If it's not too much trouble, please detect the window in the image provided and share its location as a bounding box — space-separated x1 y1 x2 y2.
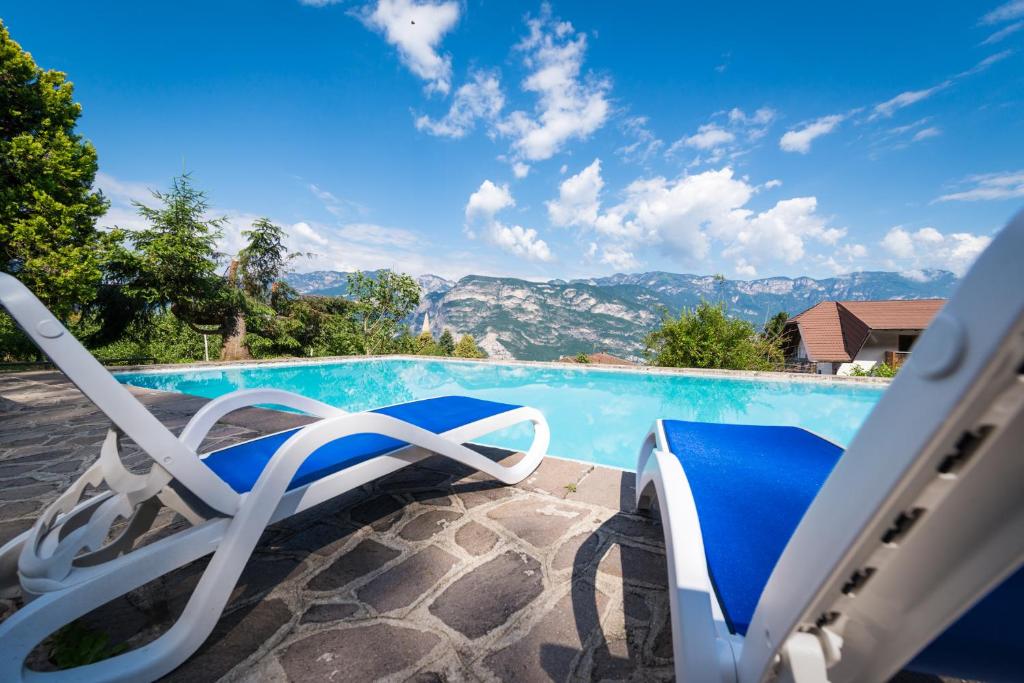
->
898 334 918 352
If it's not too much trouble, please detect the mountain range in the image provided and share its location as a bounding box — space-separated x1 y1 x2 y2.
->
284 269 958 361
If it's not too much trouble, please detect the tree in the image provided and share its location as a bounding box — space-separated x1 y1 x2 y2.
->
762 311 789 342
415 331 440 355
0 21 108 318
346 270 420 355
120 173 233 336
224 218 304 360
237 218 303 300
575 352 590 363
644 301 783 371
454 334 486 359
439 328 455 356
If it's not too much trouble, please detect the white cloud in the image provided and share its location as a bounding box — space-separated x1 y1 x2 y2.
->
935 170 1024 202
779 114 845 153
299 0 343 6
870 83 950 120
668 107 776 162
358 0 460 95
912 126 942 142
335 222 421 248
600 245 638 270
869 51 1011 121
547 158 603 228
415 70 504 137
881 226 991 275
680 124 735 150
465 180 514 220
495 5 610 161
982 20 1024 44
548 161 843 272
465 180 552 261
734 258 757 278
616 116 664 164
512 162 531 179
981 0 1024 25
490 223 553 261
308 183 367 218
291 221 329 246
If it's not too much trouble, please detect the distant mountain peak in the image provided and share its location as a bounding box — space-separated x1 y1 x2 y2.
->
284 269 956 361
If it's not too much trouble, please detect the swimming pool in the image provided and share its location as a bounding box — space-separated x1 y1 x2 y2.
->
116 358 885 470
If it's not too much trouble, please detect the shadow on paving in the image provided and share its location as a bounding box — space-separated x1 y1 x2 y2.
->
562 476 959 683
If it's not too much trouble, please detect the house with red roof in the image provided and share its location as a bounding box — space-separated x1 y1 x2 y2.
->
782 299 947 375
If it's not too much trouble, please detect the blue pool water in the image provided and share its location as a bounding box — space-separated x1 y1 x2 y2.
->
116 359 885 470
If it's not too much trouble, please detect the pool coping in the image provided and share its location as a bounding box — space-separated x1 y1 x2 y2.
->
106 354 893 387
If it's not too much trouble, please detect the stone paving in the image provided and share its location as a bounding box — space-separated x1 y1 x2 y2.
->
0 371 674 682
0 371 949 683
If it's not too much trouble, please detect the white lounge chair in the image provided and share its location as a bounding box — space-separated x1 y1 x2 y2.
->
0 273 550 682
636 211 1024 682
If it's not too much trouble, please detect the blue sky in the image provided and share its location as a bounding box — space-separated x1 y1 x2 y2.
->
5 1 1023 281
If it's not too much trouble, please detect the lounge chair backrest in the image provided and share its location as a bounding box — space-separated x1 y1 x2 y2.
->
0 274 240 514
739 212 1024 682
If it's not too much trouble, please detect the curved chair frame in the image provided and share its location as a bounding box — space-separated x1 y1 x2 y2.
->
637 211 1024 683
0 273 549 682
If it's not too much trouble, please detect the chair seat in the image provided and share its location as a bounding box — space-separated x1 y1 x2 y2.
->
202 396 519 493
661 420 843 636
663 419 1024 681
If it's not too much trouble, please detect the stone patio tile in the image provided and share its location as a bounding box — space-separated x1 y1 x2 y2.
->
399 509 462 541
429 549 543 639
552 531 604 572
451 481 515 509
349 494 406 532
483 582 609 682
487 498 589 548
279 623 441 681
300 602 360 624
275 521 357 557
521 457 592 498
377 467 451 492
602 513 665 548
566 466 636 512
454 521 498 556
0 518 39 546
357 545 459 613
306 538 401 592
597 544 668 589
162 598 293 683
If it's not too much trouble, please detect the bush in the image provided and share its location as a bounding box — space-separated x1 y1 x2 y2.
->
849 362 898 378
575 352 590 363
644 301 783 371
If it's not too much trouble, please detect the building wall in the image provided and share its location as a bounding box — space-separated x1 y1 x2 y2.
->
854 330 919 364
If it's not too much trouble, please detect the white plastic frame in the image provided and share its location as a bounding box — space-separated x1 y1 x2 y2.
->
637 210 1024 683
0 273 550 682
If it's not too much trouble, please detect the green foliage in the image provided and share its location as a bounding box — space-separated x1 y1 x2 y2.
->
575 352 590 363
237 218 304 301
49 621 127 669
90 310 219 364
762 311 789 342
0 21 109 318
415 331 442 356
346 270 420 355
644 301 784 371
116 173 233 334
454 334 486 359
439 328 455 356
849 362 898 378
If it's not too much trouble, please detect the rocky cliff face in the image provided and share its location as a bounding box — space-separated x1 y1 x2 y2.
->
286 269 957 361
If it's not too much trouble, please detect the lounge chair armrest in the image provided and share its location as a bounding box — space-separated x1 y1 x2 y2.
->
179 388 348 451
